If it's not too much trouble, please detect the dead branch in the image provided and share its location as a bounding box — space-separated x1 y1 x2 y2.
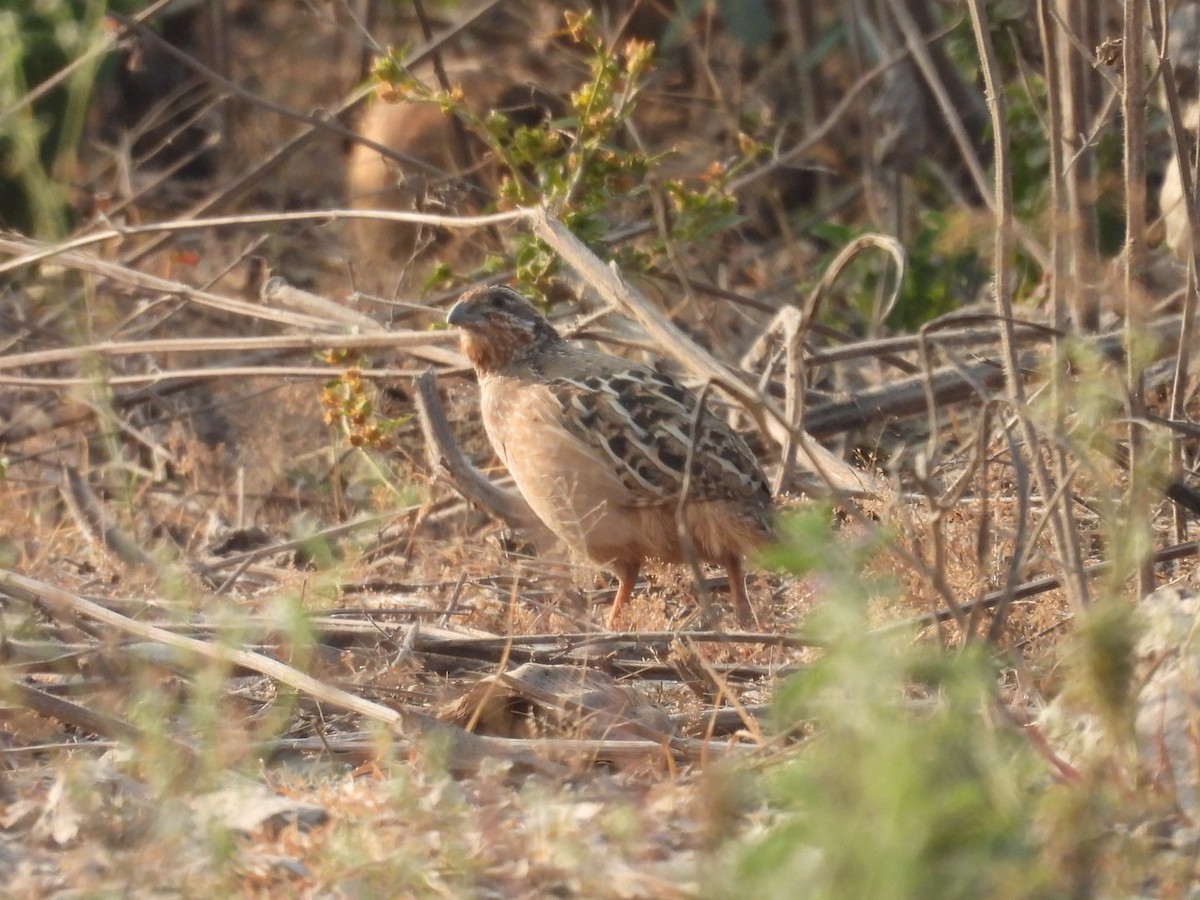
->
259 275 397 331
60 466 160 573
413 368 547 535
0 568 564 776
803 312 1196 438
883 540 1200 633
8 681 158 750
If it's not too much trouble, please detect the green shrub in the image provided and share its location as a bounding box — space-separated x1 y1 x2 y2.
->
0 0 119 238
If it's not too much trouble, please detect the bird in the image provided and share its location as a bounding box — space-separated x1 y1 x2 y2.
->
446 282 774 628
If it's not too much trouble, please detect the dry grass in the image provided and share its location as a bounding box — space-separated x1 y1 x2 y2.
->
5 0 1200 896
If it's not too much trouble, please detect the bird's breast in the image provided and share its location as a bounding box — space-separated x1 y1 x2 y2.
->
476 375 770 567
478 375 645 554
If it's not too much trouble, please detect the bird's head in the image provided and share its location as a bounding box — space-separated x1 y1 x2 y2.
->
447 283 562 372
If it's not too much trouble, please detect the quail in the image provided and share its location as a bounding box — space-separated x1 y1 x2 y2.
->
447 283 773 628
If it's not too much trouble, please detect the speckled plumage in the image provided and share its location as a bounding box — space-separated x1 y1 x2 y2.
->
447 283 773 627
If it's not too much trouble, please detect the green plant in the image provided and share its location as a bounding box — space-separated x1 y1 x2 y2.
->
705 497 1189 899
724 508 1048 898
0 0 115 239
370 10 752 298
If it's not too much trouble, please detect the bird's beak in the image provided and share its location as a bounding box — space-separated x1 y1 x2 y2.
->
446 299 480 328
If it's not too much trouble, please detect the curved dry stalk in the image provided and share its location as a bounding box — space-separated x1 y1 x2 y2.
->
412 369 547 536
742 235 907 490
8 682 159 751
740 305 805 494
60 466 159 574
800 233 907 335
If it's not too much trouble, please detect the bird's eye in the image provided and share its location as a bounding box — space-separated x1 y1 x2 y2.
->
489 294 505 309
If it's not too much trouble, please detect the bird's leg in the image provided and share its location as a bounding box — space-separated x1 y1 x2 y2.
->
724 555 758 628
607 559 640 629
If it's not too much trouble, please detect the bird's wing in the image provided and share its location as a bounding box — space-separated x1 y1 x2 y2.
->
546 366 770 507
